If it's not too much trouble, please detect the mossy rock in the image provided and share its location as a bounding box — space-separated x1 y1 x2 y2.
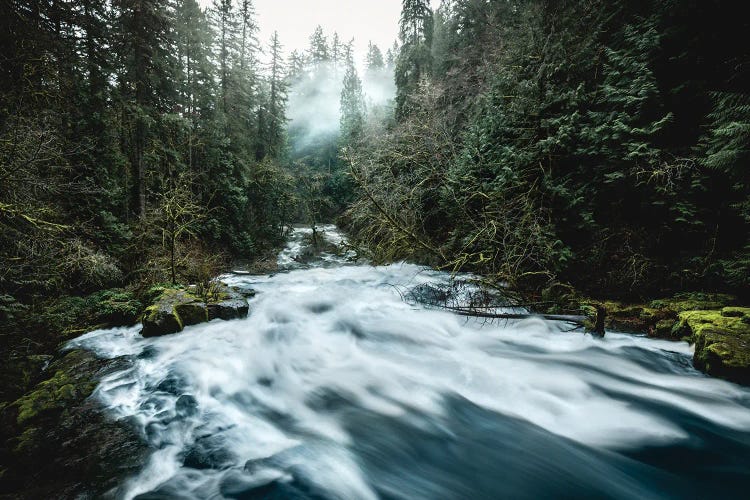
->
174 301 208 326
649 292 737 313
599 301 670 333
141 297 185 338
676 310 750 385
655 319 676 338
12 350 100 427
140 284 247 337
592 292 738 339
721 306 750 319
1 350 147 498
0 354 52 401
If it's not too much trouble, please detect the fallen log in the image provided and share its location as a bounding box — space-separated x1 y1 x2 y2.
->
442 305 588 326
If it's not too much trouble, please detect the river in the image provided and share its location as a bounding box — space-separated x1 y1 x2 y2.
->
70 225 750 499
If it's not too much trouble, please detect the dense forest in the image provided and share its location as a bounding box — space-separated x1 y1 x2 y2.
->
1 0 749 401
2 0 750 498
346 0 750 300
2 0 749 376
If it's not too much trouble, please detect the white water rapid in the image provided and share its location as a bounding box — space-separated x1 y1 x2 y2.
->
70 225 750 500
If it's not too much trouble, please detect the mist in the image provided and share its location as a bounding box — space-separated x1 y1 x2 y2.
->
287 62 396 154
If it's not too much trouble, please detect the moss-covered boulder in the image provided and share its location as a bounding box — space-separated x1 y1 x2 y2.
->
207 287 250 321
141 288 203 337
0 350 147 497
140 284 249 337
675 307 750 385
12 350 100 427
582 292 739 339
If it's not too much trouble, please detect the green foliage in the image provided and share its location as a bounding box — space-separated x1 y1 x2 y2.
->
340 54 366 144
349 0 750 298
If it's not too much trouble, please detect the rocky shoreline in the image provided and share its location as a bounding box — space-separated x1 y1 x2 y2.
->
0 281 253 498
573 293 750 385
1 276 749 498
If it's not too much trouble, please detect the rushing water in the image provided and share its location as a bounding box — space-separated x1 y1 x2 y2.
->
71 225 750 500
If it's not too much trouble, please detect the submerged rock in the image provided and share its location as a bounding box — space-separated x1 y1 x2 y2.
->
140 284 250 337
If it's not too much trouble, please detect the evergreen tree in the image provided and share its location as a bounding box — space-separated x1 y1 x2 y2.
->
340 44 366 144
287 49 307 84
395 0 433 118
366 42 385 71
211 0 240 115
331 32 343 78
114 0 177 218
308 25 330 68
257 31 288 159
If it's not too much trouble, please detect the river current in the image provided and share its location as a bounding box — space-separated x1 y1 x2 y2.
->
70 225 750 499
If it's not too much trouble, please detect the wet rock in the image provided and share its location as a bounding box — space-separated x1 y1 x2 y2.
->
183 434 235 470
141 299 183 337
207 287 250 321
175 394 199 417
0 349 147 498
578 292 739 339
174 301 208 326
675 308 750 385
153 373 186 395
140 285 249 337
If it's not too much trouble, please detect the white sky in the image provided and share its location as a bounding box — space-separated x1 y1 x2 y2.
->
200 0 440 66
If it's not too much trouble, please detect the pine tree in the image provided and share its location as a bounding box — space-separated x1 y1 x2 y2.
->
308 25 330 68
331 32 343 78
395 0 433 119
114 0 177 218
340 43 366 144
399 0 433 46
366 42 385 72
258 31 288 159
211 0 240 115
287 49 307 84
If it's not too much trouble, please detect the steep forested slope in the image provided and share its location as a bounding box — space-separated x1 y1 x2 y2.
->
346 0 750 300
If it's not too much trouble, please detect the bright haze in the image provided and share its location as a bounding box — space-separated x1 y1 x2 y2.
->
254 0 401 63
199 1 439 152
201 1 440 64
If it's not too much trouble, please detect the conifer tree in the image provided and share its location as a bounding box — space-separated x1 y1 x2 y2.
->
308 25 330 68
114 0 177 218
366 42 385 72
257 31 288 159
340 43 366 144
395 0 433 118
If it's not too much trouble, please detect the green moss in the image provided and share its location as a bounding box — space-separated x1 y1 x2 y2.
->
600 301 670 332
174 301 208 326
655 319 676 337
677 309 750 385
14 426 43 454
85 289 143 326
721 307 750 319
649 292 736 313
142 284 185 304
13 351 99 426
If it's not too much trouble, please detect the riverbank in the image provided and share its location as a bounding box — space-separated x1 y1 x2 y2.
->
529 289 750 385
0 257 279 496
56 225 750 499
2 224 749 497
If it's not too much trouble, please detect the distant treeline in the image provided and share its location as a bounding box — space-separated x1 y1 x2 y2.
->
346 0 750 299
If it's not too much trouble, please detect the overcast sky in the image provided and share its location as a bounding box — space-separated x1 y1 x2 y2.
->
200 0 440 66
